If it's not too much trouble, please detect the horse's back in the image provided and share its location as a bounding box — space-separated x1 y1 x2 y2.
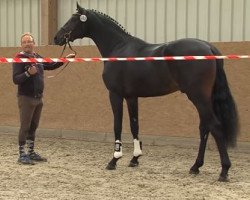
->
103 38 218 97
165 38 216 56
122 38 216 57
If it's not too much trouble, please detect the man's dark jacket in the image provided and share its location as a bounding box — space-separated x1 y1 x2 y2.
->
13 51 63 98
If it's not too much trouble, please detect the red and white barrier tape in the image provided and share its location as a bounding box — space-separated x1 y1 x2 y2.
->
1 55 250 63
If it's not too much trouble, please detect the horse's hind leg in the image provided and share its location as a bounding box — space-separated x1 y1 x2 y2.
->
210 121 231 181
189 119 209 174
126 97 142 167
188 94 231 181
106 92 124 170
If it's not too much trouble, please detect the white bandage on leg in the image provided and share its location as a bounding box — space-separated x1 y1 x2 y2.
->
114 140 123 158
133 139 142 157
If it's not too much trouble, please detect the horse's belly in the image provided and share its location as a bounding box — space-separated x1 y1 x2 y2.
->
102 62 178 97
103 77 178 97
124 78 178 97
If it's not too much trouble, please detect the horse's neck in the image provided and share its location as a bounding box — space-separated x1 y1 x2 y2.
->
88 14 131 57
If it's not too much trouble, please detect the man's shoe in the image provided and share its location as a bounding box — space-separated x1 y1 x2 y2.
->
18 154 35 165
28 152 47 162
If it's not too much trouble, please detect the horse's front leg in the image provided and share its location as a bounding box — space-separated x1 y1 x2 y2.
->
126 97 142 167
106 92 124 170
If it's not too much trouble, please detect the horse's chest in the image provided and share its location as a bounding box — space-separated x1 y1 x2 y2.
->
102 65 123 90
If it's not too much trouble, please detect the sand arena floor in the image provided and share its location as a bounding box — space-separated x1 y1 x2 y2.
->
0 133 249 200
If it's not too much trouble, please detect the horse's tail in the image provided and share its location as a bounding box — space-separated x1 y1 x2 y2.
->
210 45 239 148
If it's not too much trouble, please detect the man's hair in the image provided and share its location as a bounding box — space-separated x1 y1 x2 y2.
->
21 32 35 43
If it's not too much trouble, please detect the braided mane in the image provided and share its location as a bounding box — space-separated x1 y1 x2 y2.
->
90 9 131 35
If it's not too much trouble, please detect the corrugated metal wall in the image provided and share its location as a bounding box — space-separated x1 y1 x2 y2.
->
0 0 249 47
58 0 250 46
0 0 40 47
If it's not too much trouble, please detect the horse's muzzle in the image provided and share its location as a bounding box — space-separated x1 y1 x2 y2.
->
54 36 65 46
53 36 59 45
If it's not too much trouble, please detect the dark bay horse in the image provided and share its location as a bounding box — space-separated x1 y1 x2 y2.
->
54 3 239 182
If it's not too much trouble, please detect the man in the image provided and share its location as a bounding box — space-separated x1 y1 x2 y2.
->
12 32 74 165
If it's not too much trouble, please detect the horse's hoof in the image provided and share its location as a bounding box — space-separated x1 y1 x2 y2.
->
128 155 141 167
218 175 229 182
128 161 139 167
106 163 116 170
189 168 199 175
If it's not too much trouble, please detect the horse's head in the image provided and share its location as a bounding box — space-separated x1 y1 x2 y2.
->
54 2 88 45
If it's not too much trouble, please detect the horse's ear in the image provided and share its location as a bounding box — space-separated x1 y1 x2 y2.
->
76 2 86 14
76 2 81 11
77 2 80 8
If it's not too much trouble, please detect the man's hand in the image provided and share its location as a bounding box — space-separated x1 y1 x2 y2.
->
65 53 76 58
28 64 37 75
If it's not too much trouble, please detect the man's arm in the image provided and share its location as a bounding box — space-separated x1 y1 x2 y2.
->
43 62 64 71
12 54 31 85
42 53 75 70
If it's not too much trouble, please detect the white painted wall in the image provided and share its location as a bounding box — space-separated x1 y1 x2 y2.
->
0 0 40 47
1 0 249 47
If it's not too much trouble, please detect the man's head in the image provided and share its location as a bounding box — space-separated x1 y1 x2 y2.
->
21 33 35 54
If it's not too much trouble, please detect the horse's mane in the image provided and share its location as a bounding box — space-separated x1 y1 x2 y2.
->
90 9 131 36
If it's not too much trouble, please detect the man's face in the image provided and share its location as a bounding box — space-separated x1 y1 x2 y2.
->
21 35 35 54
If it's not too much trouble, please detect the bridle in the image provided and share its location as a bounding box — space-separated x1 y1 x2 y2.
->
49 12 86 78
60 29 77 56
48 29 77 78
59 12 85 59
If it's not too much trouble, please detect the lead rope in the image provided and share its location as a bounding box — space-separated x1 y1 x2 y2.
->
47 37 77 78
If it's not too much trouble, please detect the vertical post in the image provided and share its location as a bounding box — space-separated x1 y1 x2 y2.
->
41 0 58 45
